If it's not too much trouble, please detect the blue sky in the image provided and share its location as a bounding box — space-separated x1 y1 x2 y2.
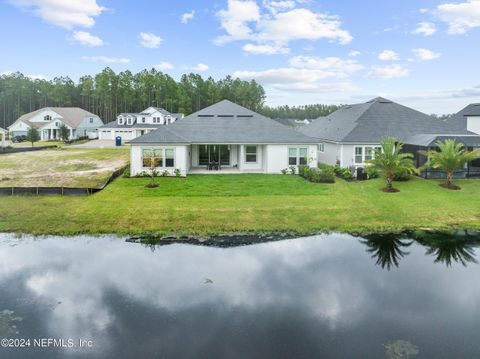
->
1 0 479 114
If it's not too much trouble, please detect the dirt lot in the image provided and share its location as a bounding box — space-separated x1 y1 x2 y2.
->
0 148 129 188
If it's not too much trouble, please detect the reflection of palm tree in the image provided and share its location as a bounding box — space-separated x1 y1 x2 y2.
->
360 234 413 270
414 230 479 267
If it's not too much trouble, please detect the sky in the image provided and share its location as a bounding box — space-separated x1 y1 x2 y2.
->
0 0 479 114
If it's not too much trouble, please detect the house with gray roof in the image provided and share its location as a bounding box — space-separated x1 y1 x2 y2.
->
129 100 318 176
299 97 474 168
98 106 184 141
8 107 103 140
0 127 7 148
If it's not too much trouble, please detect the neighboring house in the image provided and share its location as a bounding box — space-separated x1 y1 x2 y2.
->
404 103 480 177
98 106 184 141
0 127 7 147
272 118 310 128
299 97 472 168
8 108 103 140
129 100 318 176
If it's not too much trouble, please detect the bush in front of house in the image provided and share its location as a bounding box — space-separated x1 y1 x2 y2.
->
334 165 354 180
299 164 335 183
364 166 379 179
393 168 412 181
298 164 308 177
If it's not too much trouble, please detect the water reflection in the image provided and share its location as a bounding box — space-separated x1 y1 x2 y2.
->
360 234 413 270
0 232 479 358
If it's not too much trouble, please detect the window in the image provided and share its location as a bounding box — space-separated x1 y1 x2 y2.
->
44 115 52 121
299 148 308 165
318 143 325 153
355 147 363 164
118 118 124 125
245 146 257 163
288 147 308 165
165 149 175 167
365 147 374 161
288 148 298 165
142 117 145 123
56 121 59 127
142 148 175 168
142 149 163 168
90 118 94 123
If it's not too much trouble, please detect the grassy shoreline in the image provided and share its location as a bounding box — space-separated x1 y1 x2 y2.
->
0 175 479 236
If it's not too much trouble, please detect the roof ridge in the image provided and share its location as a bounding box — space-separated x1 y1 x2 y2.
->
162 124 191 142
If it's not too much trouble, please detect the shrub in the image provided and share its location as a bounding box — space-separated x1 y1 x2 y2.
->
393 168 411 181
280 168 289 175
334 165 354 180
289 165 296 175
123 165 131 178
303 166 335 183
174 168 182 177
298 164 308 177
161 170 169 177
364 166 379 179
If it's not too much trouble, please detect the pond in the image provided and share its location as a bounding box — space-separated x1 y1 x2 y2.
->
0 231 479 358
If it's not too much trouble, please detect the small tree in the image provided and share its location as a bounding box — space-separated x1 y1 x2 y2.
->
144 150 159 188
421 139 480 190
366 137 417 192
26 127 40 147
59 124 70 142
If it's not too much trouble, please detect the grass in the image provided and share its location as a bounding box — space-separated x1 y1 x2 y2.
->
0 174 479 236
0 147 129 187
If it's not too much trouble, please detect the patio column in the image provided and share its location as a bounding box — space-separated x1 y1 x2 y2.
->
1 132 5 148
238 145 245 171
70 128 73 140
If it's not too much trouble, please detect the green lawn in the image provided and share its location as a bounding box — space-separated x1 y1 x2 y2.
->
0 174 478 236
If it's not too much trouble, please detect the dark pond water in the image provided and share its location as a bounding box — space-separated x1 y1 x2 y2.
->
0 231 479 359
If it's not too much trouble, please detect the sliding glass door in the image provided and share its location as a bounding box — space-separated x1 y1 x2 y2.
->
198 145 230 166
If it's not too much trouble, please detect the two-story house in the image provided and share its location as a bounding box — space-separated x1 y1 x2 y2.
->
98 107 184 141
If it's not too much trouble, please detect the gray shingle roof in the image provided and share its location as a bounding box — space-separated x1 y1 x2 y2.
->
405 134 480 147
11 107 101 129
99 121 167 129
299 97 470 143
130 100 318 144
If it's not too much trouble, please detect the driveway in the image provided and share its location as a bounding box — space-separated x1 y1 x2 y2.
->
69 140 126 149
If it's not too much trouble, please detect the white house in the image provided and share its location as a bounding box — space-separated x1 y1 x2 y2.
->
299 97 471 168
129 100 318 176
98 107 184 141
8 107 103 140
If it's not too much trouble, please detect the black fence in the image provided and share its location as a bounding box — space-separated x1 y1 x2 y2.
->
0 165 128 197
421 168 480 179
0 145 58 154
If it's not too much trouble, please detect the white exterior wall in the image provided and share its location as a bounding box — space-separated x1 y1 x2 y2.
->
265 144 317 173
340 143 381 168
77 116 103 138
467 116 480 135
8 121 30 136
130 145 188 177
241 145 263 171
28 109 60 123
318 142 340 166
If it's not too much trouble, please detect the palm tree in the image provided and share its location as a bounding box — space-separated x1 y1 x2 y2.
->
366 137 417 192
421 139 480 189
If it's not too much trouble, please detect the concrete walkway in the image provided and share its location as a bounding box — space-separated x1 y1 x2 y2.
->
69 140 126 149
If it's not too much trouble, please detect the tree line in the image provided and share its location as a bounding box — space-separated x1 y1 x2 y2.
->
0 69 345 128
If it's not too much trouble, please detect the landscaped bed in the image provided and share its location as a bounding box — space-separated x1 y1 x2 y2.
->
0 147 129 188
0 174 478 235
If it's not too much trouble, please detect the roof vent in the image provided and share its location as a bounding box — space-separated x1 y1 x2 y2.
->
198 115 214 117
217 115 234 117
237 115 253 118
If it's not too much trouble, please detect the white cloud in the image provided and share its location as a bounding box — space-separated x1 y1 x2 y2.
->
348 50 361 57
72 31 103 47
193 63 209 72
412 48 441 61
181 10 195 24
8 0 105 29
288 56 364 74
154 62 174 71
242 43 289 54
412 22 437 36
139 32 162 48
366 64 409 79
378 50 399 61
215 0 352 54
435 0 480 34
234 55 362 93
81 56 130 64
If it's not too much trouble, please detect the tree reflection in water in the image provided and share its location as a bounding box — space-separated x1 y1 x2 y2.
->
360 234 413 270
413 230 479 267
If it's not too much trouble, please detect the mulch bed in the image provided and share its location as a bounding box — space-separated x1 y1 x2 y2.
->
439 183 461 190
380 187 400 193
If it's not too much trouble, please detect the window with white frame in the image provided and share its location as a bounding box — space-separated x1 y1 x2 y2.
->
354 147 363 164
318 143 325 153
245 146 257 163
90 118 94 123
44 115 52 121
355 146 382 164
288 147 308 166
142 148 175 168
